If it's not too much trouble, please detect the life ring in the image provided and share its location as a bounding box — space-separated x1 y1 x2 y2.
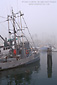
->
26 50 29 54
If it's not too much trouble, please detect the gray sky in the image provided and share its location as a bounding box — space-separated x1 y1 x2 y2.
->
0 0 57 46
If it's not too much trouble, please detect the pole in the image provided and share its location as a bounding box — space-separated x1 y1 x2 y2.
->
12 9 16 49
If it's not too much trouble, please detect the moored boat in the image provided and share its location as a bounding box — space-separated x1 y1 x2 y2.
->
0 9 40 71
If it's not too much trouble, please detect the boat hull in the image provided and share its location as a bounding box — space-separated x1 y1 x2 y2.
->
0 52 40 71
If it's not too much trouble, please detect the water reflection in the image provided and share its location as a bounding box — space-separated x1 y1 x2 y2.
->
47 50 52 78
0 61 40 85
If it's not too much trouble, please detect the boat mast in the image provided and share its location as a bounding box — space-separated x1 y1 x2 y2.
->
20 11 24 46
12 9 16 49
8 16 10 41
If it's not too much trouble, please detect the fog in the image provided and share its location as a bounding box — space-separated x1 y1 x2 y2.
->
0 0 57 48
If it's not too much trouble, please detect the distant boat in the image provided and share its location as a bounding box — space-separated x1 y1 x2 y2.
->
40 46 48 52
0 9 40 71
52 47 57 52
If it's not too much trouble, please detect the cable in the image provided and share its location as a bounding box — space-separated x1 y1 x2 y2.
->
0 20 7 23
22 16 36 47
0 16 6 19
15 20 33 48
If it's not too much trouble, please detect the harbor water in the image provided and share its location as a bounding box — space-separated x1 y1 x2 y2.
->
0 52 57 85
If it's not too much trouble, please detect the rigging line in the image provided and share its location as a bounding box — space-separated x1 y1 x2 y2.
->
0 14 20 24
0 20 7 23
0 16 6 19
22 16 36 47
8 16 18 32
15 20 33 48
9 11 32 48
15 20 28 39
10 19 18 31
0 18 13 23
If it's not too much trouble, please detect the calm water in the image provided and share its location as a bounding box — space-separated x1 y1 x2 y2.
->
0 52 57 85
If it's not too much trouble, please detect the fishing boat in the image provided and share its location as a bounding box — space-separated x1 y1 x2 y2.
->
0 9 40 71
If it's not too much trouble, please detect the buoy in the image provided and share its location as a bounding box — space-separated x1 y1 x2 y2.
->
13 49 16 55
26 50 29 54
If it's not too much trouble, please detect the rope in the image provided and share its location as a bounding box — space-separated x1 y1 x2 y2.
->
22 17 36 47
15 20 33 48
